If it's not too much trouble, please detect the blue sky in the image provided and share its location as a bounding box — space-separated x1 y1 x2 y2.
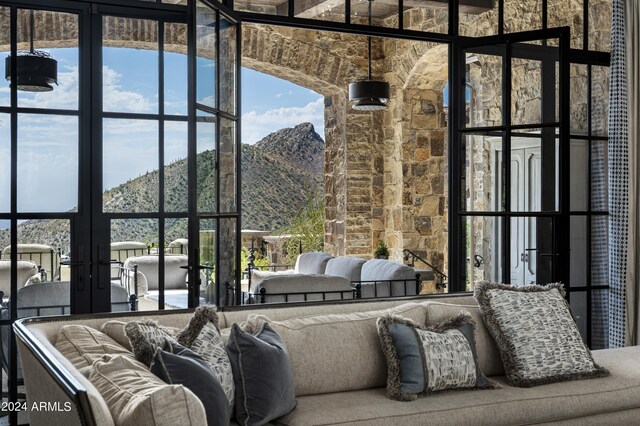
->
0 46 323 221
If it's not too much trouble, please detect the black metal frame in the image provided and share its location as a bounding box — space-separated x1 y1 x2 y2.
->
187 0 242 308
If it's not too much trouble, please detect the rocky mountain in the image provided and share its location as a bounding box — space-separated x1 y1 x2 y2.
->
0 123 324 253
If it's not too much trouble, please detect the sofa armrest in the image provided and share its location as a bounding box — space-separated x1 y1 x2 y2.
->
13 320 114 426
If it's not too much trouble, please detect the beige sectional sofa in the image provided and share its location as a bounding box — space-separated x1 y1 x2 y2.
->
14 294 640 426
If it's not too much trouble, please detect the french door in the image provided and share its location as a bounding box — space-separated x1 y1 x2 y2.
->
449 28 571 291
91 0 241 313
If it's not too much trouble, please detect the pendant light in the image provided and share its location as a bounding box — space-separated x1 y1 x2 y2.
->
349 0 390 111
5 9 58 92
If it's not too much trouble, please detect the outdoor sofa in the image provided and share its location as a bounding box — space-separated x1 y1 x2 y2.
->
248 252 432 303
14 294 640 425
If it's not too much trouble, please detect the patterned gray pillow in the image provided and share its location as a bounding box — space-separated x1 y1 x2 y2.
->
474 281 610 387
176 306 235 413
124 320 178 366
377 312 495 401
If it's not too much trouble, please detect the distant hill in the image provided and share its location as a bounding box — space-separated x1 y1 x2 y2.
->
0 123 324 253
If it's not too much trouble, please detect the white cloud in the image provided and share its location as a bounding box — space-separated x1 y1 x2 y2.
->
103 66 156 113
242 97 325 144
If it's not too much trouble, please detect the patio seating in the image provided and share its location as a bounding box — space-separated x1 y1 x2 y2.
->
109 241 149 281
121 254 189 296
0 260 40 299
1 244 61 281
166 238 188 255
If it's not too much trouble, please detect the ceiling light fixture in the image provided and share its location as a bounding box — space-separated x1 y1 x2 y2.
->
349 0 390 111
5 9 58 92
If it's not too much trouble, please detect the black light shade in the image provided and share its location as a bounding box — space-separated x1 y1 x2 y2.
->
5 52 58 92
349 80 390 111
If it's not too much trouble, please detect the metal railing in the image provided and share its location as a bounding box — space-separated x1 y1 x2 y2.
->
403 249 448 290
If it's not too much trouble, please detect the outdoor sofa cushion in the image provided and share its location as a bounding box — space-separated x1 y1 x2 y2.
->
294 252 333 274
325 256 366 282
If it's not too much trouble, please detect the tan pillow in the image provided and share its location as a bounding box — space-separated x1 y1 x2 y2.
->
89 355 206 426
54 325 132 370
425 302 504 376
101 320 181 352
241 302 428 396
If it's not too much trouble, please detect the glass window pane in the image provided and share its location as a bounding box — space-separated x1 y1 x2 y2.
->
218 217 237 306
164 22 188 116
15 219 68 314
591 140 608 211
591 215 608 287
0 221 9 295
18 114 78 213
16 10 79 110
463 133 503 212
294 0 345 22
589 0 612 52
103 17 158 114
0 7 10 107
234 0 286 15
570 290 587 342
197 117 217 213
548 0 583 49
219 118 236 213
196 2 216 110
0 113 9 212
570 64 588 135
220 17 237 115
511 216 554 285
200 218 216 306
511 130 559 212
465 216 502 291
165 120 188 212
403 3 447 33
460 1 498 37
103 118 159 213
504 0 542 33
591 289 609 349
111 218 159 311
511 57 542 126
351 0 397 28
570 216 587 286
465 50 503 127
569 140 588 211
592 66 609 137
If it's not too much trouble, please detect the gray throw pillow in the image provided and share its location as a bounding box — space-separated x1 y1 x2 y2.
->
227 323 297 426
150 341 230 426
176 306 235 413
377 312 495 401
474 281 610 387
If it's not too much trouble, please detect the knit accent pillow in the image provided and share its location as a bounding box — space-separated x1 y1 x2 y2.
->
377 312 495 401
474 281 609 387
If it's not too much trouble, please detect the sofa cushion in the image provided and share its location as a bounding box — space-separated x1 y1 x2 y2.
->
425 302 504 376
377 312 493 401
294 252 333 274
250 269 295 287
227 323 297 426
176 307 234 412
361 259 417 281
150 341 230 426
89 354 206 426
325 256 366 282
241 302 428 396
252 274 353 303
474 282 608 387
275 346 640 426
54 325 132 370
359 259 420 298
